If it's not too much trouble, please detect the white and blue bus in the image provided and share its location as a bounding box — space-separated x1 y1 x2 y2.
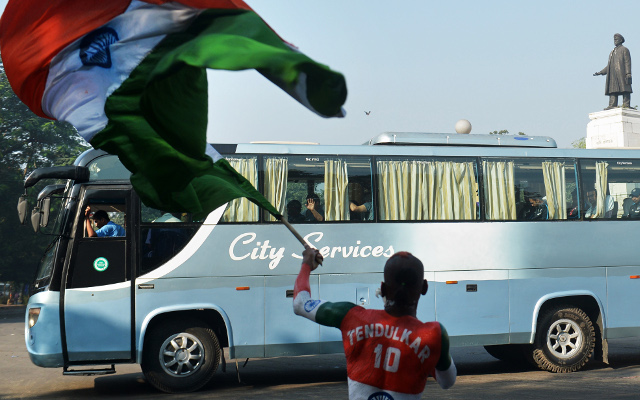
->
21 132 640 392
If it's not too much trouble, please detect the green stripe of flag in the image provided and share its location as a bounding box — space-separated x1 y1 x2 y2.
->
91 9 346 219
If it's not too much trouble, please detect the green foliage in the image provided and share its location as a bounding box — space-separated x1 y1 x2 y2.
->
0 58 90 283
489 130 527 136
572 137 586 149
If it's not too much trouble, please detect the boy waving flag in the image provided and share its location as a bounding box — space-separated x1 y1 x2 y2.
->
0 0 347 219
294 249 456 399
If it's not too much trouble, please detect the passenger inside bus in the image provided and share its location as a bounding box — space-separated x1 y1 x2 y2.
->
584 190 615 218
521 192 549 220
624 187 640 218
153 212 182 222
304 193 324 222
622 197 634 216
286 200 306 223
348 182 373 221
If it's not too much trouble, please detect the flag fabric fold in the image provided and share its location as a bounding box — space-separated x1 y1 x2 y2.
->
0 0 347 219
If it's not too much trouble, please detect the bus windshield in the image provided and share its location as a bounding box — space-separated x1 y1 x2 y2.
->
46 196 67 236
34 239 57 284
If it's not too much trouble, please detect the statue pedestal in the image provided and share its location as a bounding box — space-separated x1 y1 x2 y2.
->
586 108 640 208
586 108 640 149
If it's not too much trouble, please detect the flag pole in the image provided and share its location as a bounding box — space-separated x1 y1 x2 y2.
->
279 216 310 249
279 217 323 266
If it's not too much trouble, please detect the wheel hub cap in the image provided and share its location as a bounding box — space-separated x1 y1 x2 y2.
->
159 332 204 377
546 318 583 360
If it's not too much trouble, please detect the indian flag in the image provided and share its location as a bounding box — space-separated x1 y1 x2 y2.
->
0 0 347 219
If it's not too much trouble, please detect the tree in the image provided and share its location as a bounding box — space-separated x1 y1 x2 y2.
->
489 130 527 136
0 57 90 284
572 137 586 149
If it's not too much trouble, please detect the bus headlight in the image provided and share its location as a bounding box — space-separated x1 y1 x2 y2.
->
28 308 41 328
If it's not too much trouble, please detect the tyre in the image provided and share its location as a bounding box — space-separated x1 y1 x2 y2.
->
142 318 221 393
532 306 595 373
484 344 529 364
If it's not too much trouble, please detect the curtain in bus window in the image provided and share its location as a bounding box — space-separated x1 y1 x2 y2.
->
378 160 428 220
324 159 349 221
594 161 609 218
221 157 259 222
434 161 477 220
265 158 288 221
377 160 475 221
483 161 516 220
542 161 567 220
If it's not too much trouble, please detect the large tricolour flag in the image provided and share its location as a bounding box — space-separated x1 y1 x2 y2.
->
0 0 347 219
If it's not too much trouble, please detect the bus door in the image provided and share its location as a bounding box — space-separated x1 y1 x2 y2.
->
63 187 134 363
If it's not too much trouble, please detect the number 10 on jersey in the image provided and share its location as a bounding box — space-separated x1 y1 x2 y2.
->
373 344 400 372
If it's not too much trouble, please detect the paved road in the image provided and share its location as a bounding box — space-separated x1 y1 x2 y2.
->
2 306 639 399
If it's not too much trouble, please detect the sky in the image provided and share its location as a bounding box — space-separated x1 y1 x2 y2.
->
2 1 640 148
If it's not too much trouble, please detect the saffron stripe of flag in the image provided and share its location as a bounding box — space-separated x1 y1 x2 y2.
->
0 0 347 219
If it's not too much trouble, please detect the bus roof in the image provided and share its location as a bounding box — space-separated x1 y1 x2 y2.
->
366 132 557 148
69 135 640 183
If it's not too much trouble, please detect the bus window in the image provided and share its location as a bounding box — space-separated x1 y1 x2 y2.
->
580 159 640 219
139 202 200 275
483 158 577 221
377 157 478 221
263 155 373 223
221 156 259 223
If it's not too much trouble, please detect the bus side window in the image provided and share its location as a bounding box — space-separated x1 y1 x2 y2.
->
580 159 640 219
139 202 199 275
377 157 477 221
272 156 373 223
483 158 576 221
221 156 260 223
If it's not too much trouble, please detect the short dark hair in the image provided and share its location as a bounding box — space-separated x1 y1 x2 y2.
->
525 191 543 200
91 210 110 221
287 200 302 213
384 252 424 285
384 252 424 304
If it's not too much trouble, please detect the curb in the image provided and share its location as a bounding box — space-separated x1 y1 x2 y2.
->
0 305 26 318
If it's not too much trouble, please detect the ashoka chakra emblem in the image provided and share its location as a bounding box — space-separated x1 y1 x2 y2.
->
79 27 119 68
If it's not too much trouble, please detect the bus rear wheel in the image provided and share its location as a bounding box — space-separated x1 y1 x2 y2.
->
532 306 595 373
142 319 221 393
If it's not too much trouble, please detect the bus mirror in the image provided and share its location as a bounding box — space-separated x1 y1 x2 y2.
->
24 166 89 189
17 195 27 225
40 198 51 228
31 207 41 233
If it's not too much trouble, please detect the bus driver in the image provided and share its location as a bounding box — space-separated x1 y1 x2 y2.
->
293 248 456 399
84 207 125 237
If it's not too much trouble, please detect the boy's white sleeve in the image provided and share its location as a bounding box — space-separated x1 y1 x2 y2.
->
435 359 456 389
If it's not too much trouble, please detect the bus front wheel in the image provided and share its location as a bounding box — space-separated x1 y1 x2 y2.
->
532 306 595 373
142 319 221 393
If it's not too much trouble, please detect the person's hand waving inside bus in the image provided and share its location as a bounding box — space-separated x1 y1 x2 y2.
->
304 193 324 222
293 248 456 399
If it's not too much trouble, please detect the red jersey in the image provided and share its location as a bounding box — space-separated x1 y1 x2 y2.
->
340 306 442 395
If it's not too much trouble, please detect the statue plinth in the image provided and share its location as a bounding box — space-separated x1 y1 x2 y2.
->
586 108 640 148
